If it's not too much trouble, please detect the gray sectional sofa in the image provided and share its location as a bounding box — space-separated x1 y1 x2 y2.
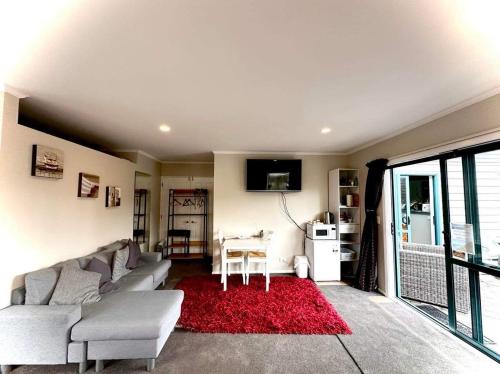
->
0 240 184 373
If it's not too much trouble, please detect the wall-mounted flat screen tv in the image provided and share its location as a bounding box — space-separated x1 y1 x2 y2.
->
246 159 302 192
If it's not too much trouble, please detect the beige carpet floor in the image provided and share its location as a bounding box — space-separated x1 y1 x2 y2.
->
8 260 499 374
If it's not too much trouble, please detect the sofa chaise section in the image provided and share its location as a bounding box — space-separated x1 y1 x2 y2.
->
70 291 184 372
0 240 177 373
0 304 81 366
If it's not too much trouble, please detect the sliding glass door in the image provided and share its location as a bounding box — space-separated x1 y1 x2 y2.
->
393 160 450 325
392 144 500 362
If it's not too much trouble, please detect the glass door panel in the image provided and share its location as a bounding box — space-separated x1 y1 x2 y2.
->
444 158 474 335
475 150 500 268
446 158 469 260
453 264 473 338
473 150 500 356
479 271 500 354
393 160 447 325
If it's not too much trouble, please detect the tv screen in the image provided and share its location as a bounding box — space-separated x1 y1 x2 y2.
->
246 159 302 191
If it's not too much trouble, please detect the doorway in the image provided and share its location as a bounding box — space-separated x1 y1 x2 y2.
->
394 170 442 246
391 145 500 363
160 176 214 257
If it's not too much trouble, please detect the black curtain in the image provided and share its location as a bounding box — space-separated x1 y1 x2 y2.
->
354 158 388 292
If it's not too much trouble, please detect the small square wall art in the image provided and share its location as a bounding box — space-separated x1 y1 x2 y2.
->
78 173 100 198
31 145 64 179
105 186 121 207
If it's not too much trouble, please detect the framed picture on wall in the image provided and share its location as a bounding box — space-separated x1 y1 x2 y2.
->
106 186 121 207
31 144 64 179
78 173 100 198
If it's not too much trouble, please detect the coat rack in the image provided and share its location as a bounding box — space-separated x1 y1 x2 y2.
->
166 189 208 260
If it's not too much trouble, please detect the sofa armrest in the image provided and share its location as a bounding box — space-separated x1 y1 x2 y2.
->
0 304 81 365
140 251 162 263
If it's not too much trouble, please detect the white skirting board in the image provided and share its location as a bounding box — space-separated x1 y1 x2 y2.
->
314 280 348 286
212 269 295 275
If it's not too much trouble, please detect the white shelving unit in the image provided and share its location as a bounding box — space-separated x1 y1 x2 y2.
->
328 168 360 263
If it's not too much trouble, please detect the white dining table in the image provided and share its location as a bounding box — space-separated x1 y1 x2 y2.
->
221 236 272 291
222 237 271 252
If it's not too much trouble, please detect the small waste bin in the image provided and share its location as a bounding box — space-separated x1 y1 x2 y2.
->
294 256 309 278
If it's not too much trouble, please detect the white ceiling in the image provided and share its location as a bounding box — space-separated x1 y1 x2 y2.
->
2 0 500 161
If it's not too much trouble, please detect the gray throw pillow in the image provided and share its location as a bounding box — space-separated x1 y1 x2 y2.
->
25 267 60 305
126 239 141 269
96 251 115 266
98 240 128 252
49 264 101 305
52 259 81 270
86 257 111 286
112 246 131 281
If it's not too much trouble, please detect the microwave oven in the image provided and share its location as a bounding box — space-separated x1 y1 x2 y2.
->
306 223 336 240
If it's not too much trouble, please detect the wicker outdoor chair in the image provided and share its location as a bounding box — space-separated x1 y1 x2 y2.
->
399 242 471 313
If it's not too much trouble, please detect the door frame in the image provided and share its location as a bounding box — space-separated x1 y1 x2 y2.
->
160 176 215 254
389 141 500 363
393 174 411 245
393 171 442 246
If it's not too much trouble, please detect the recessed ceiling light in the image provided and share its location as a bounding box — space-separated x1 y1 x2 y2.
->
159 124 171 132
321 127 331 134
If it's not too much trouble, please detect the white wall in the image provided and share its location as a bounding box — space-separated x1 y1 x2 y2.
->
0 93 135 308
161 162 214 178
213 153 348 273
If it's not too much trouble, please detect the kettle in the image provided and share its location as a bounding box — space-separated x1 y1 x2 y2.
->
324 211 335 224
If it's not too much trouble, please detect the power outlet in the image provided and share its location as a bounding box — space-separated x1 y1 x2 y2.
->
279 257 287 263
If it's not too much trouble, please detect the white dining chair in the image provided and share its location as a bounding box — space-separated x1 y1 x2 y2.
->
218 230 245 291
246 231 273 292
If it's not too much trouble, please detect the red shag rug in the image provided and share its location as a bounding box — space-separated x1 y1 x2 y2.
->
175 275 352 335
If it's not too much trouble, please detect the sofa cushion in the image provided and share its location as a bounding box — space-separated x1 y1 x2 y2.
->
86 257 111 287
49 263 101 305
132 260 171 283
96 251 115 266
112 246 131 281
112 274 153 292
52 259 81 270
25 267 61 305
77 255 95 269
11 286 26 305
71 290 184 341
126 239 141 269
140 251 162 263
97 240 128 252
